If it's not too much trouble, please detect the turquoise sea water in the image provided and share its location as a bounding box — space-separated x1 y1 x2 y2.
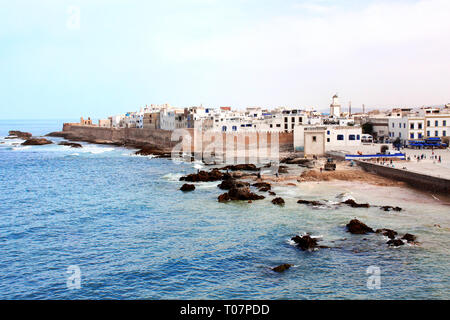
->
0 120 449 299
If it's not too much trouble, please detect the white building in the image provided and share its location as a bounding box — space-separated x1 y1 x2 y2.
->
294 125 362 155
330 94 341 118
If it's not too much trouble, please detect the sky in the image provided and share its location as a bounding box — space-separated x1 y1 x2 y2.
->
1 0 450 119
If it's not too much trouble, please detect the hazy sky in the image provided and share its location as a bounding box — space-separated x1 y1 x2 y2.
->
1 0 450 119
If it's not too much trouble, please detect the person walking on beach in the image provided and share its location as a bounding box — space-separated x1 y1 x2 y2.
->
439 155 442 163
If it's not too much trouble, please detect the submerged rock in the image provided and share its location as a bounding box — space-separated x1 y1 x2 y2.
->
376 228 398 240
380 206 402 212
218 193 230 202
58 141 82 148
346 219 374 234
135 146 171 158
21 138 53 146
401 233 417 243
272 264 292 273
180 184 195 192
268 191 276 196
252 182 271 190
343 199 370 208
271 197 285 206
387 239 405 247
297 199 324 206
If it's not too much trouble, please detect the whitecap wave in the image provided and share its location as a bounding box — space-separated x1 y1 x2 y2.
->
162 173 183 181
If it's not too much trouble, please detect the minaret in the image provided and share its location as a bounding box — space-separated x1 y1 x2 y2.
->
330 94 341 117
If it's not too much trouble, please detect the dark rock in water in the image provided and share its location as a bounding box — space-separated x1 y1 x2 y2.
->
218 187 265 202
135 146 171 158
58 141 82 148
21 138 53 146
45 131 67 137
252 182 271 190
180 184 195 192
387 239 405 247
218 193 230 202
376 228 398 239
218 178 249 190
297 199 324 206
291 234 319 251
380 206 402 212
181 169 225 182
219 164 259 171
346 219 374 234
8 130 32 140
228 187 265 201
272 264 292 273
343 199 370 208
258 187 270 192
272 197 285 205
269 191 276 196
401 233 417 243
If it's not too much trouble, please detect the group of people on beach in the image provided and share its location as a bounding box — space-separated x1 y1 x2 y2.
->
413 153 442 163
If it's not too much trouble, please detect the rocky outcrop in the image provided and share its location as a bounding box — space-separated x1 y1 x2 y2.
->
219 164 259 171
180 184 195 192
21 138 53 146
272 264 292 273
269 191 276 196
343 199 370 208
346 219 374 234
281 157 312 165
181 169 228 182
297 199 324 206
375 228 398 240
291 234 325 251
218 178 249 190
46 131 67 138
272 197 285 205
8 130 32 140
218 187 265 202
58 141 82 148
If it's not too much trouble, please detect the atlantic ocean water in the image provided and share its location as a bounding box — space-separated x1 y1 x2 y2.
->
0 120 449 299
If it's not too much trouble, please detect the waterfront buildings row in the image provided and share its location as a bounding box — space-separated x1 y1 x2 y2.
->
80 95 450 154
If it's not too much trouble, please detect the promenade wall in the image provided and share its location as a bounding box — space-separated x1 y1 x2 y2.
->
357 160 450 194
62 124 294 153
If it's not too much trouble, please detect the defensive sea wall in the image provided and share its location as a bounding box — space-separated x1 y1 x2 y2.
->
61 124 294 154
357 160 450 194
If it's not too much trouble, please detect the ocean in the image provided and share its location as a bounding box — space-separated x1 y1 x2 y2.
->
0 120 449 299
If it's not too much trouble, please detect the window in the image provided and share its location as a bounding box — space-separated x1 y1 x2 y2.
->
222 126 227 132
284 117 288 123
418 123 422 129
410 133 414 139
232 126 237 131
392 123 395 128
299 117 302 123
349 134 356 140
403 123 406 128
435 120 439 127
399 132 401 137
291 124 294 129
357 135 360 140
292 117 296 122
443 130 447 136
418 133 422 138
327 130 330 135
427 131 430 137
444 120 447 126
427 120 430 126
435 131 439 137
327 138 330 142
410 123 414 129
398 123 401 128
284 124 288 129
337 134 344 141
276 124 281 127
312 136 317 142
270 124 273 128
